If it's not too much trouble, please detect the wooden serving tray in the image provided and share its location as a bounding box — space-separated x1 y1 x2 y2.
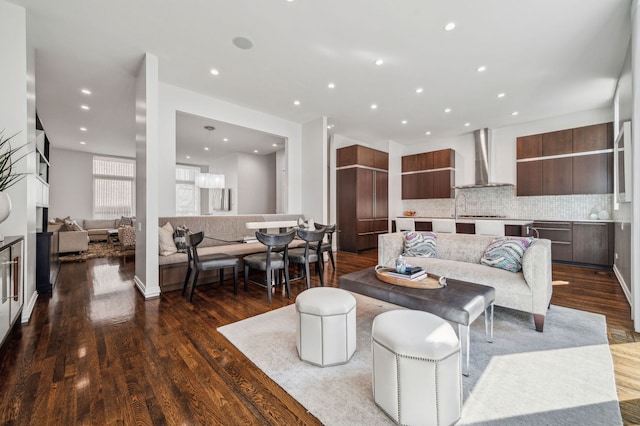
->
374 266 444 289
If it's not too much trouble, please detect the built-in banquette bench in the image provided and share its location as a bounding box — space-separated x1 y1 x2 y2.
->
158 214 305 292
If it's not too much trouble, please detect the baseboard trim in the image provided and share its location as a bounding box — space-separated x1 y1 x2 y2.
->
134 275 161 299
612 265 632 309
21 290 39 323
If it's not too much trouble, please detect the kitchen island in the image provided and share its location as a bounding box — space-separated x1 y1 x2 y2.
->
393 216 534 236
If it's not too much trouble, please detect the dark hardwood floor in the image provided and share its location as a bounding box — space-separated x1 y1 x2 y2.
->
0 251 638 425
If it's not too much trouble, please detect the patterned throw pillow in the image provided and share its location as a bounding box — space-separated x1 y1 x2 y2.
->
403 231 437 258
119 216 134 227
480 237 535 273
173 225 189 253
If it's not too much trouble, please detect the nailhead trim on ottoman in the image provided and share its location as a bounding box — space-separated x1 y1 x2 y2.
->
372 310 461 426
295 287 356 367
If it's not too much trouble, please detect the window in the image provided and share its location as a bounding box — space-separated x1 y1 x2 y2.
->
176 165 201 216
93 156 136 219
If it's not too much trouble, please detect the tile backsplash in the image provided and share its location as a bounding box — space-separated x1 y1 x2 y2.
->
403 186 613 221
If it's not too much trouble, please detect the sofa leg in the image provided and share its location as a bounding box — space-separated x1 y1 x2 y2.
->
533 314 545 332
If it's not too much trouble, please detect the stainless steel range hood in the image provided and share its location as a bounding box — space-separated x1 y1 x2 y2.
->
454 128 514 189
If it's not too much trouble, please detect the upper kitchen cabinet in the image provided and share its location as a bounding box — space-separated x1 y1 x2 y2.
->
337 144 388 169
516 122 613 196
401 148 455 199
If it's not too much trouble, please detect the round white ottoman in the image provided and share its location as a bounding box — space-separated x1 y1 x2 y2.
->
372 310 461 426
295 287 356 367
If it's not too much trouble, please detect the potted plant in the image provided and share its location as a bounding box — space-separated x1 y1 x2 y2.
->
0 130 29 223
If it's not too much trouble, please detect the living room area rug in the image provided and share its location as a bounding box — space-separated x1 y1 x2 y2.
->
59 241 135 262
218 292 622 425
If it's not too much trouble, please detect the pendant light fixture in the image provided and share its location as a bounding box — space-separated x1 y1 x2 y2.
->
195 125 225 188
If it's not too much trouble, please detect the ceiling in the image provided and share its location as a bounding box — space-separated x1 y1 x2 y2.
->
10 0 632 159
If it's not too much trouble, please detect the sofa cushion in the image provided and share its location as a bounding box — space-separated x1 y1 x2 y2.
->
159 222 178 256
63 219 84 232
403 231 437 258
480 237 534 273
119 216 135 227
173 225 189 253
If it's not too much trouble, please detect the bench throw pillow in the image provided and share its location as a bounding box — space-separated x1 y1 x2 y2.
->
480 236 535 273
159 222 178 256
402 231 437 258
173 225 189 253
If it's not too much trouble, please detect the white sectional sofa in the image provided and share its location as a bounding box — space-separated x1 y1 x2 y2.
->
378 232 553 331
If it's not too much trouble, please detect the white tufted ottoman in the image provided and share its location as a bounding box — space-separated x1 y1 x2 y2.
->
372 310 461 426
295 287 356 367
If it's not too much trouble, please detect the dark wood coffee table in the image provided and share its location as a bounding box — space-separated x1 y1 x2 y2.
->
339 267 495 376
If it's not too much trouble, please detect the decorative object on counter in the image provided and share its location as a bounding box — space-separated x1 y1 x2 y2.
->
598 210 609 220
404 210 416 216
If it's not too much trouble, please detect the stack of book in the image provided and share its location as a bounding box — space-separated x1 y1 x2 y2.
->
386 266 427 281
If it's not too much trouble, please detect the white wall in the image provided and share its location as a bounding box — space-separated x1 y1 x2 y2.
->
301 117 327 223
158 83 303 217
49 148 94 219
237 153 276 214
0 1 37 322
276 149 285 214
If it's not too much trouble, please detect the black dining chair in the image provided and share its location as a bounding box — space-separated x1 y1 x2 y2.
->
314 222 336 270
182 231 240 303
243 230 296 303
287 228 325 288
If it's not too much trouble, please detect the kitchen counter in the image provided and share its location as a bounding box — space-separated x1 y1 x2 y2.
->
398 216 534 226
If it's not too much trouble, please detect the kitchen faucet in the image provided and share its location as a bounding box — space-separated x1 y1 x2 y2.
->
454 192 467 220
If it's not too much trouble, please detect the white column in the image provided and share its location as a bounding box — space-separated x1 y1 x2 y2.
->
134 53 161 299
301 117 327 223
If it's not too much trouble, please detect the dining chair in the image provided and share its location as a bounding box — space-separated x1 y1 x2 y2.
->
243 230 296 303
288 228 325 288
475 220 505 237
313 222 336 270
182 231 240 303
432 219 457 234
395 218 416 232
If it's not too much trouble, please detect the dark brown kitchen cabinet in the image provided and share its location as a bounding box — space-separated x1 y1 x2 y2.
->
517 161 543 196
542 157 573 195
402 149 454 199
516 122 613 196
532 221 573 262
337 145 388 253
572 222 613 266
572 152 613 194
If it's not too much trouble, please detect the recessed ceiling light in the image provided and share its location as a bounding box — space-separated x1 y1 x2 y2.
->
416 88 424 94
497 93 506 98
476 66 487 72
79 141 86 145
232 36 253 50
444 108 451 113
328 82 335 89
223 138 229 142
272 143 278 147
370 104 378 110
210 68 219 76
80 127 87 132
253 150 259 153
81 105 90 110
425 131 431 135
444 22 456 31
204 147 209 151
401 120 408 125
186 155 191 159
294 100 301 106
286 0 294 2
374 59 384 66
81 89 91 95
512 111 519 116
464 122 471 127
327 124 334 129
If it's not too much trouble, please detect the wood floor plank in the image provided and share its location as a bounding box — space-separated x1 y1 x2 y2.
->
0 251 637 424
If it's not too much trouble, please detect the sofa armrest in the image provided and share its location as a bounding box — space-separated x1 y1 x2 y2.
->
59 230 89 253
378 232 404 267
521 238 553 316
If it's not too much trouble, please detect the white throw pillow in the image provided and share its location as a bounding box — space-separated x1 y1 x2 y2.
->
159 222 178 256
